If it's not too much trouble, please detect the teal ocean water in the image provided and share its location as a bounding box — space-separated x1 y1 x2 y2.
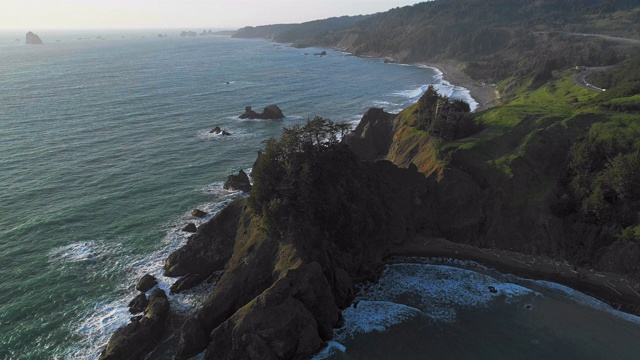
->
0 31 469 359
1 30 638 360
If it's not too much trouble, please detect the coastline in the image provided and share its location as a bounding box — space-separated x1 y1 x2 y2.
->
391 235 640 316
425 60 500 112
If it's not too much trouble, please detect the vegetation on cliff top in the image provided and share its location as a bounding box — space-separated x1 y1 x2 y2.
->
249 117 388 248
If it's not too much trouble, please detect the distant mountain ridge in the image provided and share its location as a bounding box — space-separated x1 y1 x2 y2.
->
233 0 640 86
232 15 369 45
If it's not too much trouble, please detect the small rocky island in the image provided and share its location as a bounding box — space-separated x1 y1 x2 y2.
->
25 31 43 45
239 105 284 119
210 126 231 136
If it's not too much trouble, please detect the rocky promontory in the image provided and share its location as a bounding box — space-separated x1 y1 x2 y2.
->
99 289 170 360
239 105 284 119
25 31 43 45
101 95 640 359
223 169 252 192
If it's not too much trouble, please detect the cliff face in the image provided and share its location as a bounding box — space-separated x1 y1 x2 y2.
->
168 136 433 359
377 83 640 280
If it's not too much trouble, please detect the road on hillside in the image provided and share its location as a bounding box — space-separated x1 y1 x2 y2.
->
568 32 640 47
574 66 610 92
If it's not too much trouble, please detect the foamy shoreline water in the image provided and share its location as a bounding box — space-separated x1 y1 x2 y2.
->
316 258 640 360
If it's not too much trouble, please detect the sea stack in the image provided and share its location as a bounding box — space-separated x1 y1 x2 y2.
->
25 32 43 45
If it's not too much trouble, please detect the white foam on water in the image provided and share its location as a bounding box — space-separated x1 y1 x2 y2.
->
67 298 131 359
393 84 431 102
335 300 423 342
68 186 246 359
312 340 347 360
197 127 256 141
49 241 119 264
532 280 640 325
356 263 535 322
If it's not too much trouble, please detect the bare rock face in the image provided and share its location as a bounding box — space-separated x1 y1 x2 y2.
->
128 293 148 314
191 209 207 218
205 262 340 360
165 199 244 278
223 169 252 192
26 31 43 45
181 222 197 233
99 289 170 360
239 105 284 119
136 274 158 292
347 108 396 161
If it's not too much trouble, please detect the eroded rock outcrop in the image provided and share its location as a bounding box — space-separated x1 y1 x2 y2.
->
172 149 432 359
223 169 252 192
347 107 396 161
99 289 170 360
207 262 339 360
239 105 284 119
165 199 244 278
136 274 157 292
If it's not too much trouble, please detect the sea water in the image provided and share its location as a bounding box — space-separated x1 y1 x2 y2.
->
2 30 637 360
0 31 471 359
317 258 640 360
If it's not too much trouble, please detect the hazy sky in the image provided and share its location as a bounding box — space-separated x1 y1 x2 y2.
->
2 0 424 30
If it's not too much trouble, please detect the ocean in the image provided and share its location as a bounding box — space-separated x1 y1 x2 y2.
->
0 30 638 360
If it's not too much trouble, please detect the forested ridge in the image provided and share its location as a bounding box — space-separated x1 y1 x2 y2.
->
234 0 640 87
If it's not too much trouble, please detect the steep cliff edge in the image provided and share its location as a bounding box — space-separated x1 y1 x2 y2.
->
378 68 640 282
167 118 433 359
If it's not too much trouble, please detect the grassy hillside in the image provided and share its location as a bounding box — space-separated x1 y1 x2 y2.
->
384 53 640 276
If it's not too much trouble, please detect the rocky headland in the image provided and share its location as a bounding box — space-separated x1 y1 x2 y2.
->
102 95 640 358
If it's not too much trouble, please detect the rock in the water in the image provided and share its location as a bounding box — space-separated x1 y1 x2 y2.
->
239 105 284 120
314 51 327 56
128 293 148 314
99 289 170 360
25 31 43 45
182 223 197 233
170 272 210 294
136 274 158 292
209 126 231 135
191 209 207 218
223 169 252 192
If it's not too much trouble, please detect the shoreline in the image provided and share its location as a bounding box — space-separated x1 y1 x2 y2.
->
425 60 500 112
390 235 640 316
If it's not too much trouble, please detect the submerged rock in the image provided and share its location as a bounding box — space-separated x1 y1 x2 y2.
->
223 169 252 192
25 31 43 45
239 105 284 120
210 126 231 136
99 289 170 360
136 274 157 292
